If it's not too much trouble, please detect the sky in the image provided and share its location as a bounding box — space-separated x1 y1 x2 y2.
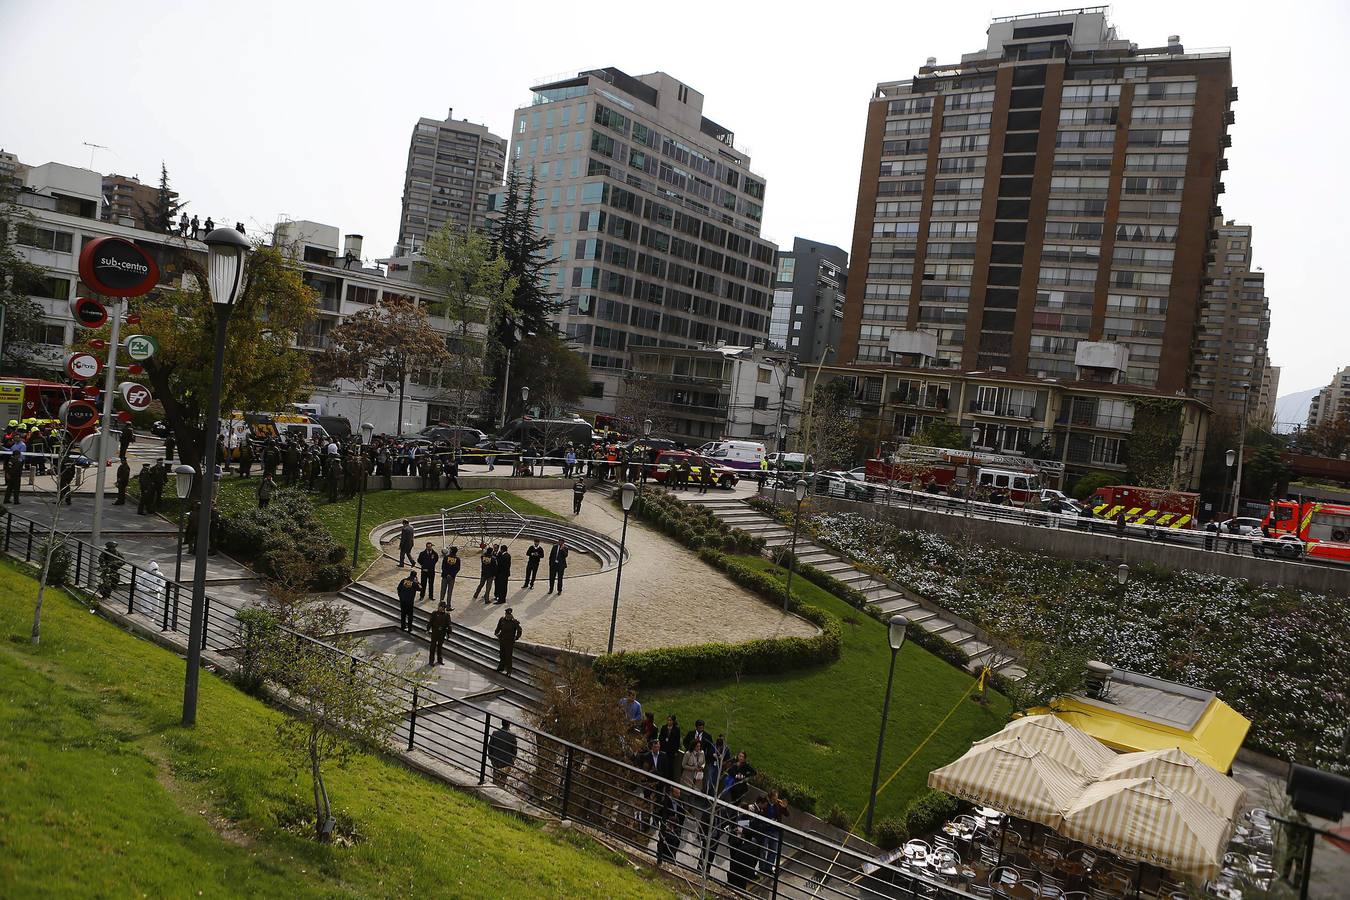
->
2 0 1346 404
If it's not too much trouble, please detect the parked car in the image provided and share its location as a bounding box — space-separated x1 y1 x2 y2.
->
650 450 739 488
814 471 875 502
150 419 171 438
1217 517 1264 536
419 425 486 446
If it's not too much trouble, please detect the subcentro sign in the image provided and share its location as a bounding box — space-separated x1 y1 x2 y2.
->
78 236 160 297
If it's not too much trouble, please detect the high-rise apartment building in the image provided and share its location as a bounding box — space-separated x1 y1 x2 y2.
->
770 238 848 365
1307 366 1350 430
1256 363 1280 429
839 9 1234 397
394 109 506 255
100 173 171 228
507 67 777 415
1189 218 1271 425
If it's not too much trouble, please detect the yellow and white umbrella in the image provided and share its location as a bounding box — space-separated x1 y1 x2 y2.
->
975 714 1115 776
928 737 1090 829
1098 747 1245 820
1060 776 1232 880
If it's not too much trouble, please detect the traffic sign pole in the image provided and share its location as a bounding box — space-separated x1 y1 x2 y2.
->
89 299 123 551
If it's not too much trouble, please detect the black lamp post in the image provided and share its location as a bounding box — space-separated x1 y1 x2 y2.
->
183 227 249 726
865 614 909 833
352 422 375 568
172 464 195 584
606 481 637 654
782 479 808 611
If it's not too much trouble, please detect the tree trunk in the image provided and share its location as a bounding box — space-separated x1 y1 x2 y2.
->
309 729 330 841
145 359 206 467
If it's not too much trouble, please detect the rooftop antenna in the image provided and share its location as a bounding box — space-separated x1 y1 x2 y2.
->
82 142 109 170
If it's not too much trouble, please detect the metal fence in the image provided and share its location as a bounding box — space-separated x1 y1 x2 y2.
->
1 508 977 900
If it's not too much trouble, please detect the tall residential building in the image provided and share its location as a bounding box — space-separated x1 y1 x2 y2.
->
1255 363 1280 429
838 8 1234 397
1307 366 1350 430
508 67 777 415
1189 219 1270 425
100 173 171 229
0 149 23 189
770 237 848 365
394 109 506 255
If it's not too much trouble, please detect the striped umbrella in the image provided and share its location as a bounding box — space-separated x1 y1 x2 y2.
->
1060 776 1232 880
928 737 1090 829
974 714 1115 776
1098 747 1245 819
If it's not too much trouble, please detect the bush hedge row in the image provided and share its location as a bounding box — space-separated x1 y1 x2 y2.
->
749 771 820 815
872 790 964 847
214 490 351 590
624 489 766 556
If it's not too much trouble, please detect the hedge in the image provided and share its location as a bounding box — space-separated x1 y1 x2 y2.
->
593 549 841 688
900 789 962 840
622 488 766 556
214 489 350 590
750 771 820 815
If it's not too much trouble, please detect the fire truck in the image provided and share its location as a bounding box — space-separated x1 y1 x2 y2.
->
1260 499 1350 563
0 377 78 433
864 444 1064 503
1090 485 1199 529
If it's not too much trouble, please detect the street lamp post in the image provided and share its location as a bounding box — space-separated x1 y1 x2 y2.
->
606 482 637 654
172 465 195 584
183 227 250 727
352 422 375 569
1232 383 1252 518
782 479 808 612
865 615 909 833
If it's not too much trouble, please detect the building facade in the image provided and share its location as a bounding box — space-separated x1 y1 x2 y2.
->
1188 219 1271 426
770 237 847 365
394 109 507 256
507 67 777 416
100 174 171 229
838 9 1234 399
1307 366 1350 430
1255 363 1279 430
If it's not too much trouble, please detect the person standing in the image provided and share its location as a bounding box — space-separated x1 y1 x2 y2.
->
119 424 135 461
563 446 576 478
699 464 714 495
680 737 706 791
439 545 460 608
178 212 189 237
493 607 522 674
444 454 461 490
486 721 517 787
57 458 75 505
658 715 682 780
473 546 497 602
397 519 415 567
97 541 125 600
427 601 451 666
163 431 176 462
114 458 131 506
547 539 569 595
190 214 200 239
203 216 214 232
523 538 544 588
396 570 420 632
238 439 253 479
493 543 511 603
620 689 643 730
256 474 276 508
3 447 22 504
572 477 586 515
417 541 438 599
656 787 686 865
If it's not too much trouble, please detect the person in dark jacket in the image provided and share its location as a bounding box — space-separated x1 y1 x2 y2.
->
547 539 569 595
396 570 419 631
486 721 518 787
523 538 544 588
474 546 497 602
398 519 415 566
656 786 687 864
163 431 176 462
3 448 22 504
114 458 131 505
119 425 134 460
572 477 586 514
493 543 512 603
417 541 438 598
427 601 451 666
256 474 275 508
493 607 522 674
658 715 682 780
439 545 460 607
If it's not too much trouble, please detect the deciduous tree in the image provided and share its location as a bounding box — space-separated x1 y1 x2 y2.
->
0 179 52 373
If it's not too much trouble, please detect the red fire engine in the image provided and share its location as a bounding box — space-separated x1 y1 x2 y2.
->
1261 499 1350 563
1091 485 1200 529
864 444 1064 503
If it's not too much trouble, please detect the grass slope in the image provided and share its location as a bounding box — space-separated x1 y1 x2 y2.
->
0 559 670 899
648 556 1009 824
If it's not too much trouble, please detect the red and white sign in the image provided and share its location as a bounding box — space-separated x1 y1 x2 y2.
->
70 297 109 329
65 352 103 380
78 237 160 298
59 399 99 435
118 381 153 412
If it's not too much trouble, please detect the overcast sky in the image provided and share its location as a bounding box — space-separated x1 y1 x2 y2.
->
2 0 1345 406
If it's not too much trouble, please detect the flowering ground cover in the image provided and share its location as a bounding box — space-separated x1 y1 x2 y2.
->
810 511 1350 771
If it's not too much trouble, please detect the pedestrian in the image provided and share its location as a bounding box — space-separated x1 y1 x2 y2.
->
119 424 134 460
493 543 511 603
439 545 460 607
620 689 643 730
204 216 214 232
417 541 438 599
97 541 125 600
572 477 586 515
163 431 176 461
398 518 415 566
57 458 75 505
2 447 20 504
724 751 756 803
190 214 200 239
704 735 731 797
727 804 758 890
396 570 419 631
547 539 568 594
680 735 706 790
133 560 165 619
444 454 461 490
1116 510 1128 537
486 721 518 787
758 791 788 876
640 712 657 746
184 502 199 555
114 458 131 505
427 601 451 666
493 607 522 674
656 786 686 864
237 439 253 478
523 537 543 588
256 474 275 508
178 212 189 237
563 446 576 478
699 463 714 495
1225 517 1242 554
474 546 497 602
658 714 682 780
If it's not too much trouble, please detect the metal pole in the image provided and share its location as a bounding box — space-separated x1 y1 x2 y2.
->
606 508 630 654
783 497 803 611
864 645 899 833
498 347 512 431
183 307 232 726
352 445 366 567
174 504 185 584
89 298 123 550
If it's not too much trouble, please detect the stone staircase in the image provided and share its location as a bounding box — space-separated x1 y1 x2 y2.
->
682 493 1024 679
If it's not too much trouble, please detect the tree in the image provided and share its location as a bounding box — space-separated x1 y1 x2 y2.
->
911 417 965 450
136 163 186 233
514 332 591 415
0 177 52 373
612 372 677 439
315 296 452 436
418 225 516 442
802 378 861 471
1002 639 1092 716
1069 471 1116 502
1242 444 1291 501
1300 414 1350 459
1125 398 1183 488
73 242 318 468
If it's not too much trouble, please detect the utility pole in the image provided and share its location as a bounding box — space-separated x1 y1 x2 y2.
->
774 355 792 452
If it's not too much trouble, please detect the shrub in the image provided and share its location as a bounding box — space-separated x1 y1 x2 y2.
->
216 489 351 591
901 789 961 840
872 817 906 850
40 536 72 587
622 489 764 555
749 771 819 814
824 803 851 832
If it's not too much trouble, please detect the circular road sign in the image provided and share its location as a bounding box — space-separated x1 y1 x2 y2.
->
119 381 154 412
65 352 103 381
78 236 160 297
125 334 159 361
60 399 99 435
70 297 109 329
117 410 133 423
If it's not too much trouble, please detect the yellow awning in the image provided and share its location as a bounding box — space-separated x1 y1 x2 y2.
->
1037 697 1250 774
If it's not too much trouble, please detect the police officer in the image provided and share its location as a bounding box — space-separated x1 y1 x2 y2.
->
114 457 131 505
427 601 451 666
2 447 22 504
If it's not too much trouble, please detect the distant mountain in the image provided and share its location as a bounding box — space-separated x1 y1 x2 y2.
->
1275 388 1319 432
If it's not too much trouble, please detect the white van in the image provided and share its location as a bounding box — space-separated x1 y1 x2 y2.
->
975 467 1041 502
698 440 766 472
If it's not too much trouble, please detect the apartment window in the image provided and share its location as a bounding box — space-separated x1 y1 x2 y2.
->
15 225 73 252
887 97 933 115
1055 130 1114 149
930 199 981 218
1140 81 1197 100
1061 84 1120 104
945 90 995 111
1050 176 1109 195
940 134 988 153
1058 106 1118 126
1130 105 1193 125
941 112 991 132
1127 129 1191 147
28 275 70 300
1122 176 1181 195
1091 435 1126 465
1112 247 1174 267
884 118 931 136
875 200 923 218
346 284 378 304
936 156 985 174
874 221 920 238
864 283 910 300
880 158 927 176
1044 220 1103 241
1053 153 1113 171
928 221 978 238
861 303 907 321
932 178 984 196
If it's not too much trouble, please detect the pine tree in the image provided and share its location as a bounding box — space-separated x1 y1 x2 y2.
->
137 162 185 233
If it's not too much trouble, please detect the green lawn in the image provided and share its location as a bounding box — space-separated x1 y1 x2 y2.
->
648 556 1009 825
0 559 672 899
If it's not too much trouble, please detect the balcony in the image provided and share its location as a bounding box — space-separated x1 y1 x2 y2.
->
968 401 1035 420
890 390 950 411
1056 413 1134 431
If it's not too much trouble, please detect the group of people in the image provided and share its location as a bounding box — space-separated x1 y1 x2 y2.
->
2 420 85 506
174 214 245 240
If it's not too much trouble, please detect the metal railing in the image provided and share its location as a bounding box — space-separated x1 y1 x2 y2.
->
0 507 977 900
